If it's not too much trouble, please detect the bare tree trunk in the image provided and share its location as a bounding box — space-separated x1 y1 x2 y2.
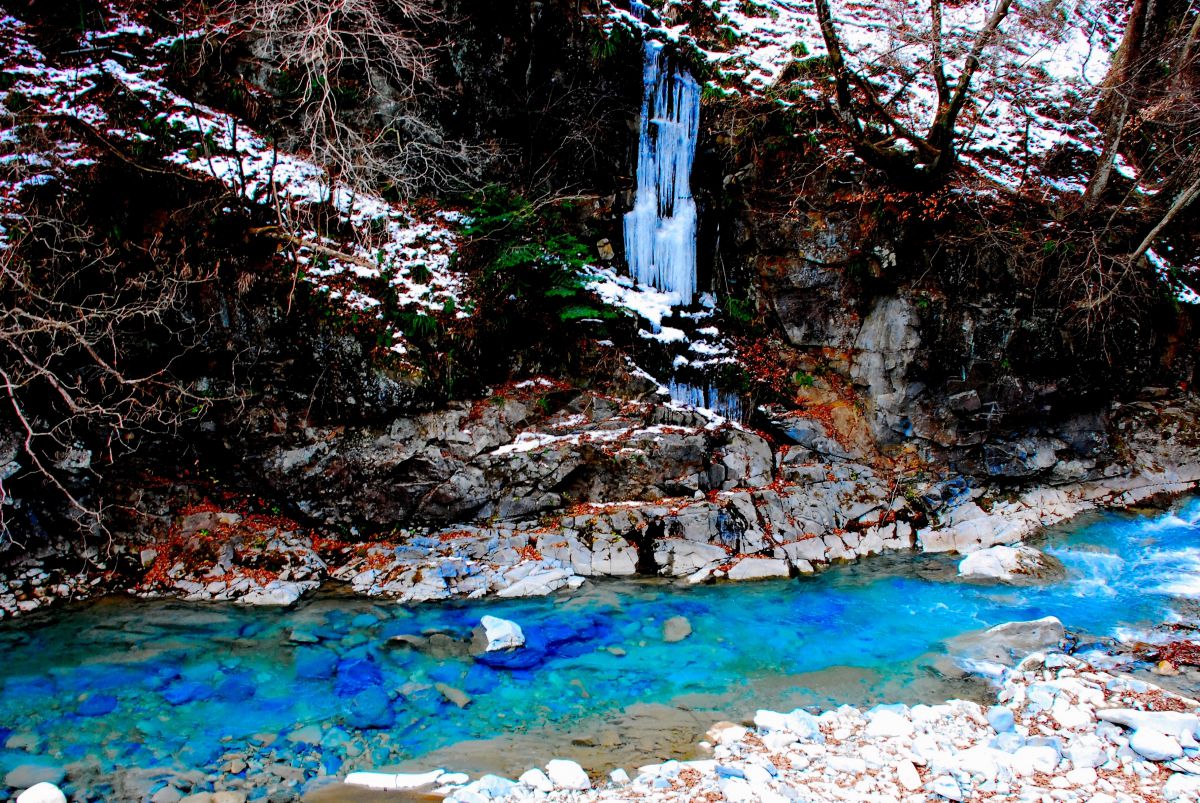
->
929 0 951 108
1102 0 1150 108
1082 97 1130 212
813 0 862 138
1131 172 1200 262
925 0 1014 175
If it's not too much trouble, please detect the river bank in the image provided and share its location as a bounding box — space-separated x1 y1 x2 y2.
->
341 649 1200 803
4 498 1200 801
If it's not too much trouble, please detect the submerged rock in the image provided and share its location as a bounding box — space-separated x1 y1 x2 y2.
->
958 545 1064 583
946 616 1066 669
662 616 692 643
435 682 472 709
344 687 393 729
5 766 65 790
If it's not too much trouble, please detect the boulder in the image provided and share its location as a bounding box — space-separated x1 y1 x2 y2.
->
958 545 1065 583
1096 710 1200 746
545 759 590 790
472 615 525 652
1131 729 1184 762
518 768 554 792
662 616 692 643
753 708 823 742
947 616 1066 668
16 784 67 803
865 709 913 738
238 580 308 607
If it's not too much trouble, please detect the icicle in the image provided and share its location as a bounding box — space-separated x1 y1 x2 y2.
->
623 39 701 305
667 380 745 422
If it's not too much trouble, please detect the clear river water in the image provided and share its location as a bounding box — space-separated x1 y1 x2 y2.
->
2 499 1199 800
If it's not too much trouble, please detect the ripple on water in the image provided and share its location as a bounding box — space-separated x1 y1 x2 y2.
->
0 498 1197 799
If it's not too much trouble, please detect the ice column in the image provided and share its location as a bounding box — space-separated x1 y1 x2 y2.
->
623 38 701 304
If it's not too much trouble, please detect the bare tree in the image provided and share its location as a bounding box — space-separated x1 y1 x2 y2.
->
813 0 1013 183
208 0 489 197
0 205 212 547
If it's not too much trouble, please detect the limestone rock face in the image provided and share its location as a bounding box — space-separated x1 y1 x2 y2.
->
850 296 921 444
254 394 778 529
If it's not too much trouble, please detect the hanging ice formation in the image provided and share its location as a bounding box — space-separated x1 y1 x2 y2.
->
667 380 745 422
623 27 701 304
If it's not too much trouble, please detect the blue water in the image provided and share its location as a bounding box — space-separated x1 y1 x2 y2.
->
1 499 1199 800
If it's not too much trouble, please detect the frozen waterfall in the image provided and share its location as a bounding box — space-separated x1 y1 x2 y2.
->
623 38 701 305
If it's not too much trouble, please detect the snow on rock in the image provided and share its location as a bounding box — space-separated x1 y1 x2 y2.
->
586 264 679 332
344 770 445 791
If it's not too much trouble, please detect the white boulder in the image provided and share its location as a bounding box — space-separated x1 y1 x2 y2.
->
865 709 913 738
476 615 525 652
238 580 309 606
1097 709 1200 746
1131 729 1184 762
958 545 1061 582
518 768 553 792
545 759 590 790
726 558 790 581
16 784 67 803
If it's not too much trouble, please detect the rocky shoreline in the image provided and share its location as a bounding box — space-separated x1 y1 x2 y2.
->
332 647 1200 802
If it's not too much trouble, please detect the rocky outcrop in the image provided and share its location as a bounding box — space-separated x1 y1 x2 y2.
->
255 391 776 530
850 296 922 443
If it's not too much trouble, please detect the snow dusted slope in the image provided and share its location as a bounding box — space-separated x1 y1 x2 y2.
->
596 0 1126 195
0 11 470 358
